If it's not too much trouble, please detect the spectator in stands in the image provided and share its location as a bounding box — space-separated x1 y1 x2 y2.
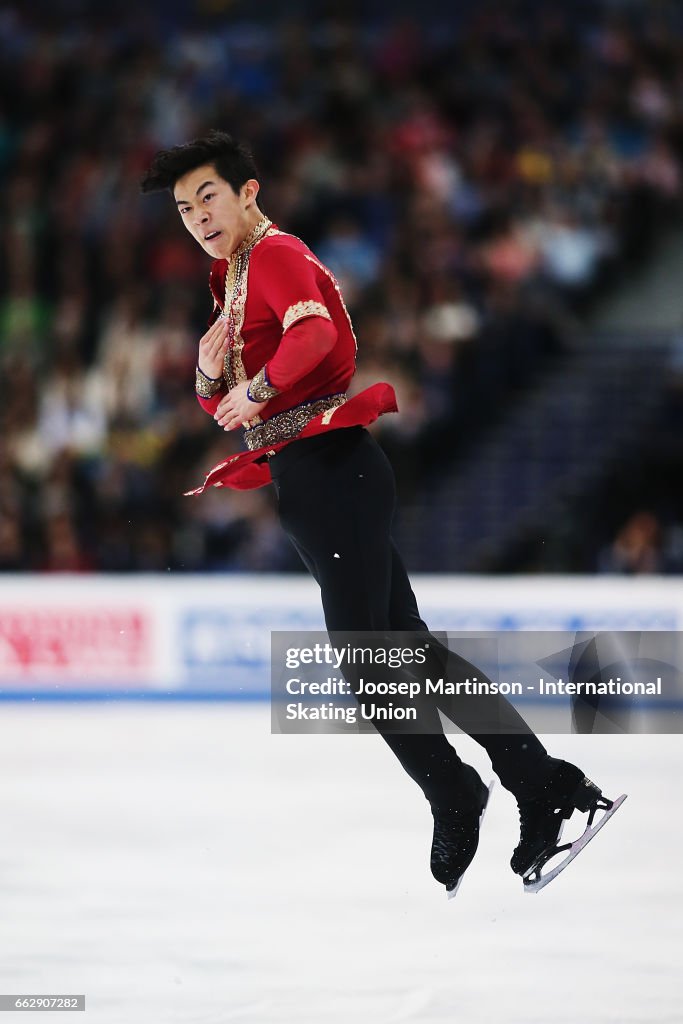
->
599 511 665 574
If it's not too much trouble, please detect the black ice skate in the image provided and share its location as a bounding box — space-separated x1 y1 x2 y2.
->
430 766 493 900
511 758 627 894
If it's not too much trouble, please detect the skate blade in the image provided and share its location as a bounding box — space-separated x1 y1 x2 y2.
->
447 780 495 901
523 793 628 894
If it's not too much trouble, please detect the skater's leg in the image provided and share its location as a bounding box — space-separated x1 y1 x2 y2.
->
386 541 548 794
272 428 541 891
383 541 617 886
273 427 394 630
272 429 472 806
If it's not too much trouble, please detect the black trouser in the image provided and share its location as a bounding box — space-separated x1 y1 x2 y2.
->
270 427 547 808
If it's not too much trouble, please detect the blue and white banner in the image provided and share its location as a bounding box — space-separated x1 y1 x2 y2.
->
0 575 680 699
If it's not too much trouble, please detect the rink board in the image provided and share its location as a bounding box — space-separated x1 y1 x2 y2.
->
0 575 681 699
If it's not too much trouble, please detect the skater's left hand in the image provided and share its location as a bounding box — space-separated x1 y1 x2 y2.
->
214 381 268 430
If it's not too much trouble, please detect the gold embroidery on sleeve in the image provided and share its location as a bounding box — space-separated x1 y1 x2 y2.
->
195 366 224 398
248 366 280 402
282 300 332 334
304 254 357 352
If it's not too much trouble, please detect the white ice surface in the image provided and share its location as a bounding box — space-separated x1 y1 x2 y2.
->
0 704 680 1024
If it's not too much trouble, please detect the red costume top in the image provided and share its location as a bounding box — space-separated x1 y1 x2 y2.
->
189 217 396 492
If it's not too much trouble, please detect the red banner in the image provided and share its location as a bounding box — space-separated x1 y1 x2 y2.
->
0 609 151 681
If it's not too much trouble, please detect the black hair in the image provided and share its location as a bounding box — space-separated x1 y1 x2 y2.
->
140 130 259 195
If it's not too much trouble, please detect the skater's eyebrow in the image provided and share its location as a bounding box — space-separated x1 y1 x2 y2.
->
175 181 215 206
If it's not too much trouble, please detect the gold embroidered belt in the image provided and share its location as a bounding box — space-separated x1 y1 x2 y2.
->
244 393 347 451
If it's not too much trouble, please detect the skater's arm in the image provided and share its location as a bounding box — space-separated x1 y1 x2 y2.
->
212 316 337 428
262 316 338 393
253 245 339 393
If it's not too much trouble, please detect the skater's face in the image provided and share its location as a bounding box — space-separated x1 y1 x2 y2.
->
174 163 261 259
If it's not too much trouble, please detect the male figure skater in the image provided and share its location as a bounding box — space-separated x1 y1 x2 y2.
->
141 131 623 895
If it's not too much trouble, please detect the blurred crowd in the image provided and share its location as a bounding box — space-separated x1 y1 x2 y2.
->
1 1 683 573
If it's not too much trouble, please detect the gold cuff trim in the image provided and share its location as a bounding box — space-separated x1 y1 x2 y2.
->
244 394 347 450
195 366 224 398
248 366 280 402
282 300 332 333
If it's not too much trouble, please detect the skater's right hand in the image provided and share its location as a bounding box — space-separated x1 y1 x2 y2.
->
197 319 230 379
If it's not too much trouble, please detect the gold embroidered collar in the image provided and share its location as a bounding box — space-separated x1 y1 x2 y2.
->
220 216 273 314
234 216 272 257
